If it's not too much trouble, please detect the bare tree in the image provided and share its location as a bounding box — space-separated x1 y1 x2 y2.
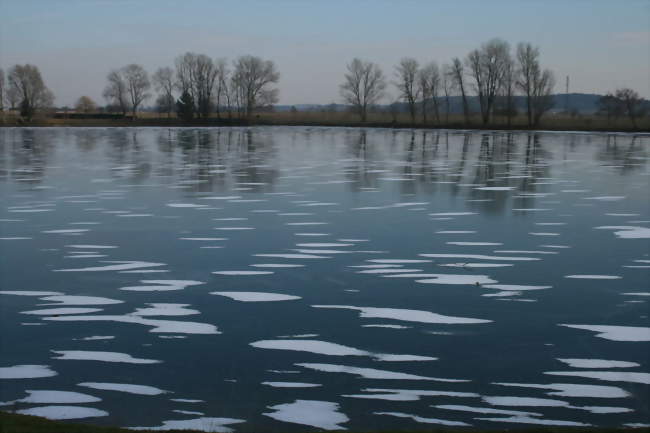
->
417 62 440 124
449 58 470 124
214 58 229 119
394 57 419 123
103 69 129 116
75 96 96 113
615 88 646 128
340 58 386 122
499 53 517 127
231 55 280 118
466 38 510 125
516 42 555 127
122 64 151 118
597 93 622 124
153 67 175 118
6 84 20 110
8 64 54 120
441 64 452 124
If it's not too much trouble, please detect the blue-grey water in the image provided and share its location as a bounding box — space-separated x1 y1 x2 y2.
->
0 127 648 431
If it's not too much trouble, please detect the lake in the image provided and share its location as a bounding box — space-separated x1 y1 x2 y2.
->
0 126 648 431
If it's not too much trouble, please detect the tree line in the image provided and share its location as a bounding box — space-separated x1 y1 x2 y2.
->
0 39 647 128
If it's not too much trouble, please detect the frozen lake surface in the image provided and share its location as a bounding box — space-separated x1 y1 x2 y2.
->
0 127 648 431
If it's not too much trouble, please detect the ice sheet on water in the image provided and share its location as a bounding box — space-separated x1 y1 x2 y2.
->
264 400 348 430
52 350 161 364
130 417 245 432
374 411 470 427
254 253 330 259
556 358 640 369
250 264 305 268
22 307 103 315
420 254 539 261
180 237 227 241
435 231 476 234
312 305 492 324
429 212 477 216
3 390 100 404
67 245 118 249
595 226 650 239
362 324 411 329
493 382 630 398
250 339 436 362
296 363 467 382
39 295 123 305
545 371 650 384
564 274 622 279
0 291 64 296
447 242 502 246
394 274 497 285
439 263 513 268
16 406 108 420
78 382 168 395
483 285 551 291
358 268 422 274
475 415 589 427
132 304 199 316
120 280 204 291
296 243 352 247
211 292 300 302
43 229 90 234
344 388 477 401
0 364 57 379
261 382 321 388
367 259 431 263
212 270 274 275
483 396 569 407
45 315 220 334
434 405 541 416
54 261 166 272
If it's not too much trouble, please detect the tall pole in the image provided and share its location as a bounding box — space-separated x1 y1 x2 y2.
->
565 75 570 113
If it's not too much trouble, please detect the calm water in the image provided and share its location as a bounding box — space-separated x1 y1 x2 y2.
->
0 127 648 431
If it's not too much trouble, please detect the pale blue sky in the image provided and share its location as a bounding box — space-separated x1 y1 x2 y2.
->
1 0 648 106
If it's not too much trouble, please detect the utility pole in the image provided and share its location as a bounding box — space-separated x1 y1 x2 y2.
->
564 75 570 113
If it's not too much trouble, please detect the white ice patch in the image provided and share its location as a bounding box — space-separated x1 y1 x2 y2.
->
180 237 227 241
212 271 274 275
43 229 90 234
357 268 422 274
130 417 245 432
264 400 348 430
250 264 305 268
420 254 539 261
557 358 640 369
3 390 100 404
16 406 108 420
214 227 255 230
166 203 208 208
296 363 467 382
395 274 497 285
211 292 300 302
254 253 330 259
374 411 470 427
79 336 115 341
564 274 622 280
0 291 63 297
119 280 204 292
344 388 478 401
52 350 161 364
78 382 168 395
447 242 502 246
131 304 199 316
250 339 435 362
545 371 650 384
54 261 166 272
296 243 352 247
367 259 431 264
595 226 650 239
0 364 57 379
39 295 123 305
312 305 491 324
559 324 650 342
67 245 117 249
493 382 630 398
439 263 513 268
584 196 626 201
22 307 103 315
475 415 589 427
429 212 477 216
435 405 541 417
262 382 321 388
45 315 219 334
362 324 411 329
483 396 569 407
474 187 515 191
435 231 476 234
483 284 551 291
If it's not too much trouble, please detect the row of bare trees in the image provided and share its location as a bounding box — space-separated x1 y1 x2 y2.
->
101 54 279 120
341 39 556 127
597 88 648 128
0 65 54 120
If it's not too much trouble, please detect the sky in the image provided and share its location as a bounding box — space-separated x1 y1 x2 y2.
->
1 0 648 107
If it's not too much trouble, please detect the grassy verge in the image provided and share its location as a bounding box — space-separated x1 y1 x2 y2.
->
1 412 649 433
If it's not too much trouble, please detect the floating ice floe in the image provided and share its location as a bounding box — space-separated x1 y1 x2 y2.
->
434 405 541 416
179 237 227 241
54 260 166 272
131 304 199 316
0 237 32 240
261 382 321 388
52 350 161 364
483 284 551 291
119 280 204 292
474 187 515 191
67 245 117 249
343 388 478 401
39 295 123 305
358 268 422 274
0 291 64 297
44 315 220 334
584 196 626 201
254 253 330 259
420 254 539 261
483 396 568 407
475 415 589 427
435 231 477 234
78 382 168 395
130 417 245 432
389 274 497 285
595 226 650 239
166 203 208 208
250 339 436 362
296 243 352 247
374 411 470 427
312 305 492 324
16 406 108 420
556 358 640 369
446 242 502 246
492 382 630 398
2 390 100 405
439 263 513 269
78 336 114 341
214 227 255 230
22 307 103 315
564 275 622 280
250 264 305 268
264 400 348 430
429 212 477 216
211 292 300 302
212 271 274 276
170 398 204 403
494 250 558 255
296 363 467 382
362 324 411 329
544 371 650 385
367 259 431 264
